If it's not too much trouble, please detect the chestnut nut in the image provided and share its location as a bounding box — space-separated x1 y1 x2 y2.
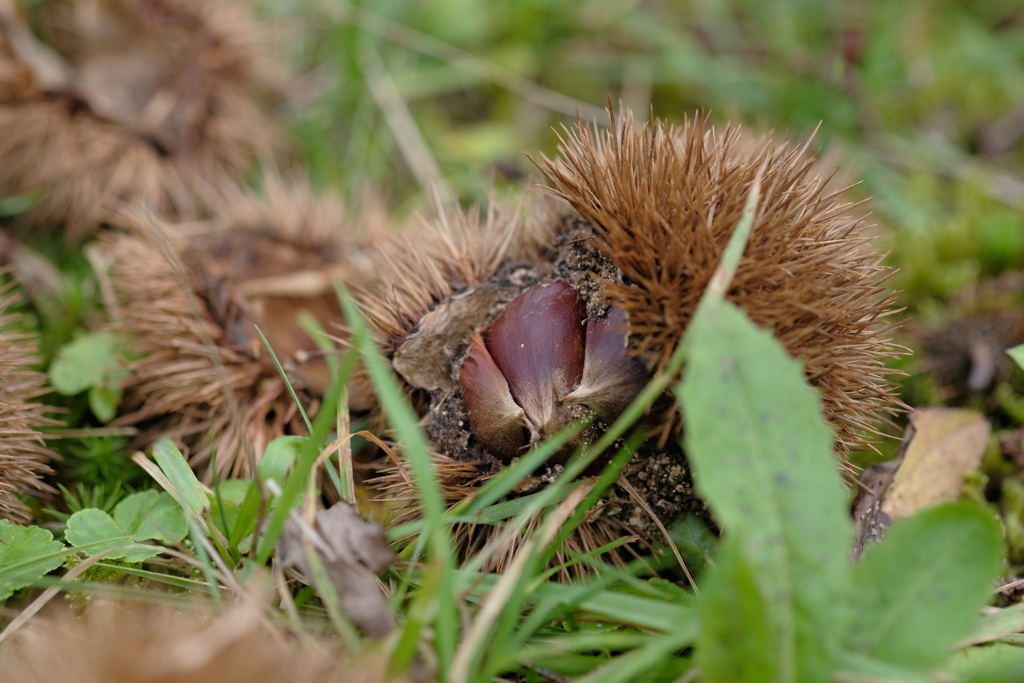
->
459 280 650 460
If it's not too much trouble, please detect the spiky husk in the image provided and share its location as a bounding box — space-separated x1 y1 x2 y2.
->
923 313 1024 400
536 110 903 451
0 282 56 522
357 110 902 572
0 0 285 240
912 271 1024 401
0 599 395 683
357 200 695 572
103 178 375 480
353 199 554 353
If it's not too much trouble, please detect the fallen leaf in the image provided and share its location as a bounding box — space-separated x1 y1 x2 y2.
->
276 502 395 638
881 409 990 521
851 457 901 560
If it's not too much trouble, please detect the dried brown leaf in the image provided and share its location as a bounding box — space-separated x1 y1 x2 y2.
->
0 598 398 683
277 502 396 638
881 409 990 521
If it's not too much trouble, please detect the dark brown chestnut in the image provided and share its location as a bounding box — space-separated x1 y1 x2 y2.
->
483 280 585 440
459 332 530 460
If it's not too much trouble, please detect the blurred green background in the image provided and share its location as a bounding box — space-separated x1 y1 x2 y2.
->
262 0 1024 314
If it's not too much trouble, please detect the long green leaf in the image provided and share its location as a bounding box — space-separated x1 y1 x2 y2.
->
835 652 935 683
679 299 853 683
457 416 592 516
338 287 450 546
255 325 314 434
458 572 693 634
576 631 694 683
254 341 355 563
677 166 851 683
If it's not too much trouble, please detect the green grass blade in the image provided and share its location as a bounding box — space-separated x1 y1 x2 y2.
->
93 561 215 591
338 284 458 676
576 631 695 683
537 430 646 571
255 325 314 435
472 481 585 524
960 602 1024 649
298 310 341 377
151 439 208 517
254 341 356 563
337 285 450 543
187 517 221 606
454 416 592 516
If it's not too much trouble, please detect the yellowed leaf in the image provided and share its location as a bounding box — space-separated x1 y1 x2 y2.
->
881 409 990 521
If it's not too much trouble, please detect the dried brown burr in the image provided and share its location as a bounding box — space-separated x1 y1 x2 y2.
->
536 109 904 452
924 313 1024 399
357 108 902 573
916 272 1024 401
0 0 285 240
101 178 380 481
0 599 397 683
0 281 57 522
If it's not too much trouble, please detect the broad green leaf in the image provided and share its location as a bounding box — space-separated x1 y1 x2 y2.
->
49 331 124 396
668 513 718 575
226 437 305 550
209 479 251 505
678 300 852 683
210 480 251 540
113 490 187 544
88 384 122 423
152 439 208 516
1007 345 1024 371
259 435 305 487
846 502 1002 670
946 644 1024 683
228 482 261 550
642 578 692 605
0 520 69 601
0 190 42 217
65 508 160 563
